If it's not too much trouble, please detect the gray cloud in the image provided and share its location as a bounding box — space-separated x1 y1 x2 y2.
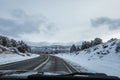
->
11 9 27 19
91 17 120 30
0 9 57 37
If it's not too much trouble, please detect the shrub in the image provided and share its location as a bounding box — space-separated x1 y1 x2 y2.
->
81 41 91 50
116 42 120 53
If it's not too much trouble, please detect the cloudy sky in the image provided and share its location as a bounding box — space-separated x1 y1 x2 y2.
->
0 0 120 43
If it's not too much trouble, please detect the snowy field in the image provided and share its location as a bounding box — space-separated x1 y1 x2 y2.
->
0 52 40 65
56 39 120 77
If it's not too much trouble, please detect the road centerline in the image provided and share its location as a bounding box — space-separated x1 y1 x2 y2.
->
33 56 50 70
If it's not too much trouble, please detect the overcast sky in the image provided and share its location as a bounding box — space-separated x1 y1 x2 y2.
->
0 0 120 43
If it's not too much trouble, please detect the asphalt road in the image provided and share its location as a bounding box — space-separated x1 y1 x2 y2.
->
0 54 79 73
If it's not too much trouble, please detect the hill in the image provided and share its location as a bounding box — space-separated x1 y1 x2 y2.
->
56 38 120 77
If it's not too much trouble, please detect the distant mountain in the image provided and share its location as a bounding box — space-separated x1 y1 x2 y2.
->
27 41 83 47
26 42 51 47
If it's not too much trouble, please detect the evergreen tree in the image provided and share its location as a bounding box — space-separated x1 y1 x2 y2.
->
116 42 120 53
0 35 31 53
10 39 17 47
70 44 77 53
81 41 91 50
76 46 81 51
93 38 102 45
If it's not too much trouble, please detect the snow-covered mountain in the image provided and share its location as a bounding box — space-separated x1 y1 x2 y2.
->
31 45 71 54
56 39 120 77
28 41 83 54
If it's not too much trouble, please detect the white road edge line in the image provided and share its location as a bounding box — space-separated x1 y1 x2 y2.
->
67 62 80 72
33 56 49 70
63 62 72 73
63 59 80 72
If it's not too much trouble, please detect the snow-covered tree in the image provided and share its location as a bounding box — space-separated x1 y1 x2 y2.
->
70 44 77 53
93 38 102 45
76 46 81 51
10 39 17 47
0 35 31 53
0 36 9 46
80 38 102 50
116 42 120 53
17 40 31 53
81 41 91 50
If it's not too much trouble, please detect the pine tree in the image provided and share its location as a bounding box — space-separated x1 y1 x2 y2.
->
116 42 120 53
70 44 77 53
93 38 102 45
10 39 17 47
76 46 80 51
81 41 91 50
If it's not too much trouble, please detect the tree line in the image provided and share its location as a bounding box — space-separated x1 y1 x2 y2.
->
0 35 31 53
70 38 102 53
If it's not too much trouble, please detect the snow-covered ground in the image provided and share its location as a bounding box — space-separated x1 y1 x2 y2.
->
0 52 40 65
56 39 120 77
0 44 40 65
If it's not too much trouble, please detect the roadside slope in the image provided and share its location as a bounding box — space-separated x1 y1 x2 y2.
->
0 52 39 65
56 39 120 77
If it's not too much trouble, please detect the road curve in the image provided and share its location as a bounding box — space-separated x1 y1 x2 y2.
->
0 55 48 70
0 54 79 73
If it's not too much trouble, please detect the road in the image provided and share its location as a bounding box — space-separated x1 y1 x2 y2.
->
0 55 79 73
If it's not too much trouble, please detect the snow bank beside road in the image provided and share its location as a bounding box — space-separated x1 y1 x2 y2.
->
56 53 120 77
0 52 40 65
0 44 40 65
56 39 120 77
